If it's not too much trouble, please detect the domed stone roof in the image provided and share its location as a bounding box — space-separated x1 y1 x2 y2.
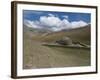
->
55 37 73 45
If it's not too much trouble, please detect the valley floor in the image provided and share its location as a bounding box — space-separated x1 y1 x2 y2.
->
23 39 90 69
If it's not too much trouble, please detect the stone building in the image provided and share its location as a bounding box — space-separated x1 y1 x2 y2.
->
55 37 73 45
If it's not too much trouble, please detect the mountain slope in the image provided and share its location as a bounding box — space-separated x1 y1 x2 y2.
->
41 24 91 44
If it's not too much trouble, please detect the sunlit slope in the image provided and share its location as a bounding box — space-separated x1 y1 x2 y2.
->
41 24 91 44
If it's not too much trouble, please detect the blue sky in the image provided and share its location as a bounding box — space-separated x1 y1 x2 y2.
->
23 10 91 23
23 10 91 31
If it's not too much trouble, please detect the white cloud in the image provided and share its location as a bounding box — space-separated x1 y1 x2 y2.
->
48 13 55 17
40 15 61 27
51 19 71 31
24 20 33 27
24 14 88 32
63 15 69 19
24 20 41 29
71 20 88 29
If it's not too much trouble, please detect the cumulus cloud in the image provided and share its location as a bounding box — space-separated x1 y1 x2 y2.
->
24 20 41 29
24 14 88 31
71 20 88 29
62 15 69 19
40 15 61 27
48 13 55 17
